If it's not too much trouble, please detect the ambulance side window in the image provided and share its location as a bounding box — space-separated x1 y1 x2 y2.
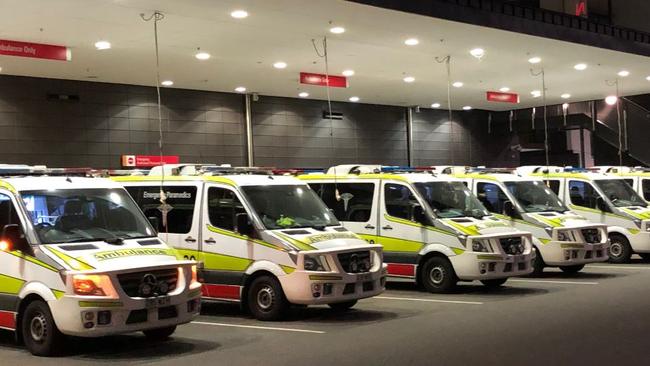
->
207 187 246 232
310 183 375 222
384 184 419 220
643 179 650 201
545 180 560 195
568 181 599 209
125 186 197 234
476 183 509 215
624 179 634 188
0 193 21 229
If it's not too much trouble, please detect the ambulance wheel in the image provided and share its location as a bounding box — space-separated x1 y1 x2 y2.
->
480 278 508 288
608 234 632 264
248 275 289 321
420 257 457 293
22 300 64 357
559 264 585 274
143 326 176 341
530 247 545 276
328 300 357 311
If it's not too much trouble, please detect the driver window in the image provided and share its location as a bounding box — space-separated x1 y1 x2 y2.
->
310 183 375 223
0 193 21 230
476 182 508 215
384 183 419 221
568 180 599 209
207 187 246 232
643 179 650 201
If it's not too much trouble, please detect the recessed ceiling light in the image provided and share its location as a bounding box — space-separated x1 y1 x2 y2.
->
452 81 463 88
273 61 287 69
462 106 472 111
574 63 587 70
342 69 355 77
561 93 571 99
403 76 415 83
618 70 630 77
404 38 419 46
298 92 309 98
431 103 441 108
161 80 174 86
94 41 111 50
0 67 3 73
528 56 541 64
499 87 510 92
646 76 650 81
470 48 485 58
531 90 541 97
349 96 359 102
605 95 618 105
195 52 210 60
230 10 248 19
235 86 247 93
330 26 345 34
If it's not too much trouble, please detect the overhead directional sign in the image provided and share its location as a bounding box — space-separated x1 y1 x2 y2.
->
0 39 71 61
300 72 348 88
486 91 520 104
121 155 179 168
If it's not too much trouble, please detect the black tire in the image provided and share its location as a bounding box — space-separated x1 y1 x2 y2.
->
559 264 585 274
143 325 176 341
609 234 632 264
328 300 357 312
247 275 289 321
480 278 508 288
21 300 64 357
420 257 458 293
530 247 545 276
639 253 650 261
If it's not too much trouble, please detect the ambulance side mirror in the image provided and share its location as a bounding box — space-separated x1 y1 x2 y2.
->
413 205 429 226
1 224 30 253
503 201 517 218
596 197 609 212
236 213 254 237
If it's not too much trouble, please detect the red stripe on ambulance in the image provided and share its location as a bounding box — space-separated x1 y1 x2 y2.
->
387 263 416 277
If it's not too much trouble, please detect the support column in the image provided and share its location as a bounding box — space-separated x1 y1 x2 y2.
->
244 94 254 167
406 107 413 166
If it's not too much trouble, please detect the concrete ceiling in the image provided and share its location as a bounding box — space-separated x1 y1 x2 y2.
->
1 0 650 111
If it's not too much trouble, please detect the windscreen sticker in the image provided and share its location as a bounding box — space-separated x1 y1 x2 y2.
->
143 190 193 200
93 248 177 261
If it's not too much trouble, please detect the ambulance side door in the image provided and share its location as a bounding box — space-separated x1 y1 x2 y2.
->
309 181 379 243
125 183 202 259
566 179 607 221
474 180 517 219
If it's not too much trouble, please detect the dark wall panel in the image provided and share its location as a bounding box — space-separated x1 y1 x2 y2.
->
0 75 246 168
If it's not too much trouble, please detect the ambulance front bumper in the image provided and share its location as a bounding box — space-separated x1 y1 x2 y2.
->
451 252 534 280
540 241 610 266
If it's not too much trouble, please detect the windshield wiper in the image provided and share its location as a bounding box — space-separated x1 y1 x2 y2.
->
100 237 125 245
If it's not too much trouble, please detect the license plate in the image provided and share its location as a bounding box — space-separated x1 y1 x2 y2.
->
145 296 171 309
357 273 372 282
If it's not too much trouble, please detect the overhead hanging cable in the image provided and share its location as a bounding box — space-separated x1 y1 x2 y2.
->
435 55 454 165
531 67 550 170
141 11 170 233
606 79 623 168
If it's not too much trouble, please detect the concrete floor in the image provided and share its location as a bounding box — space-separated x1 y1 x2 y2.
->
2 260 650 365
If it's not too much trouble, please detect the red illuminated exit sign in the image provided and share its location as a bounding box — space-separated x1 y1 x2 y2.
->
0 39 71 61
121 155 179 168
300 72 348 88
486 91 520 104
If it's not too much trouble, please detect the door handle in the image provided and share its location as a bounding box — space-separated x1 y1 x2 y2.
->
184 236 197 243
205 238 217 244
382 225 393 230
364 224 376 230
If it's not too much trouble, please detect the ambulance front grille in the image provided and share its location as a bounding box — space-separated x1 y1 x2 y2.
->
117 268 178 298
338 251 371 273
581 228 602 244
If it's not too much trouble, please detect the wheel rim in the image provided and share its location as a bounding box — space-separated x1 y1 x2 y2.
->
610 241 623 258
429 266 445 285
256 285 274 310
30 313 47 343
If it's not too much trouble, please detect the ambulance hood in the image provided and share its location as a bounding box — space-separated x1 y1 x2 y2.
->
271 227 372 251
526 211 601 229
617 206 650 221
43 238 182 272
440 216 521 236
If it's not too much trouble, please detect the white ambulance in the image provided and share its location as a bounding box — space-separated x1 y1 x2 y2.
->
0 165 201 356
440 166 609 273
298 165 534 293
114 165 386 321
592 166 650 203
516 166 650 263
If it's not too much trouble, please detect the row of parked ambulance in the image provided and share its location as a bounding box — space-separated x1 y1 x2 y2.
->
0 163 649 356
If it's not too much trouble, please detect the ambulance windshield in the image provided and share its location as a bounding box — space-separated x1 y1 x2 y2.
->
414 181 490 219
242 185 339 230
505 180 568 213
21 188 155 244
595 179 647 208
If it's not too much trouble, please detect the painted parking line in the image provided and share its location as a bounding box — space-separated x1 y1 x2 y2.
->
192 321 325 334
510 279 598 285
586 265 650 270
375 296 483 305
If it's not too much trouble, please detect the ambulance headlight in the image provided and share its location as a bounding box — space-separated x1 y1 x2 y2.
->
472 240 489 253
72 274 118 298
303 255 329 271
